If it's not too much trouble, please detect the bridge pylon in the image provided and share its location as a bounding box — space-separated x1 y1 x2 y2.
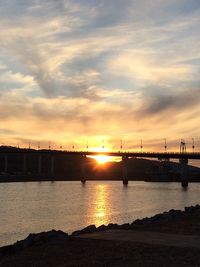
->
38 155 42 176
81 155 86 184
4 154 8 173
122 156 129 185
179 158 188 187
23 154 27 175
179 140 188 187
50 154 54 179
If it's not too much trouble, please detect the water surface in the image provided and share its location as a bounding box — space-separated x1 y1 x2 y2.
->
0 181 200 246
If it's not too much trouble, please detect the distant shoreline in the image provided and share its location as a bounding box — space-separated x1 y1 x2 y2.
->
1 177 200 183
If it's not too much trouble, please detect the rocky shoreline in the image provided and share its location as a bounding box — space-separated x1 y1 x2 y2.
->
72 205 196 236
1 204 200 257
1 205 200 266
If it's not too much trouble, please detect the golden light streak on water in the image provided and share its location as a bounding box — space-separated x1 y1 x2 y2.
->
91 184 110 227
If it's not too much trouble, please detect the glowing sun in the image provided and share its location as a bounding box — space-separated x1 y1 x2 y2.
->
94 155 110 164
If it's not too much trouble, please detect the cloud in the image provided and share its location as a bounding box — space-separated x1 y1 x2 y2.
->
0 0 200 148
137 86 200 115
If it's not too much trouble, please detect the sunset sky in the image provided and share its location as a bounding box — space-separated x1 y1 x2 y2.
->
0 0 200 151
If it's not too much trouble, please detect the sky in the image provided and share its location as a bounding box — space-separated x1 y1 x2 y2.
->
0 0 200 151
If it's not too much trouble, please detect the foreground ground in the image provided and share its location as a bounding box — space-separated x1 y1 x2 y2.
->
1 205 200 266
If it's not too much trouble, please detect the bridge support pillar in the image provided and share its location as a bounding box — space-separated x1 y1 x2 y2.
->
81 155 86 184
23 154 27 174
4 155 8 173
122 156 128 185
50 155 54 178
179 158 188 187
38 155 42 176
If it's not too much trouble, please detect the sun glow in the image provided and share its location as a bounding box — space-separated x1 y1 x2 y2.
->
94 155 110 164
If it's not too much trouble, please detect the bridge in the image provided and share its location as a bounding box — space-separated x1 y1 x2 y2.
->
1 143 200 187
1 149 200 159
24 150 200 159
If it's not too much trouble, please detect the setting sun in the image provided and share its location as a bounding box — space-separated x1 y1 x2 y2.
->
94 155 110 164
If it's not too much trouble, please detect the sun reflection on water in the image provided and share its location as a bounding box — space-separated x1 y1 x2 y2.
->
90 184 110 227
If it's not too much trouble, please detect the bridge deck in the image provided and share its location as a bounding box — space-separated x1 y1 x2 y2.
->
0 150 200 159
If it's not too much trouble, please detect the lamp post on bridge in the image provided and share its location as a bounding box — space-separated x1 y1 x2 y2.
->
102 139 105 151
140 140 143 152
120 140 123 152
164 138 167 152
180 139 186 153
86 140 89 152
192 138 195 153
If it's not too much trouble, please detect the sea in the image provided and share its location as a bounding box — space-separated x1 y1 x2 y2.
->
1 180 200 247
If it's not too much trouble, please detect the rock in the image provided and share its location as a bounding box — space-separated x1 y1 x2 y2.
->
33 230 68 245
21 233 35 248
118 223 130 230
195 204 200 210
72 225 97 236
185 205 200 214
185 206 192 213
80 225 97 234
131 219 143 225
71 230 82 236
97 224 107 231
0 230 69 257
131 209 187 227
0 245 15 257
107 223 119 230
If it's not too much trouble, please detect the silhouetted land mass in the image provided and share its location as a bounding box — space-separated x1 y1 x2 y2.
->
0 146 200 182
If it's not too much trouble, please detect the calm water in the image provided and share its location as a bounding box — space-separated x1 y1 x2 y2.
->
1 181 200 246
